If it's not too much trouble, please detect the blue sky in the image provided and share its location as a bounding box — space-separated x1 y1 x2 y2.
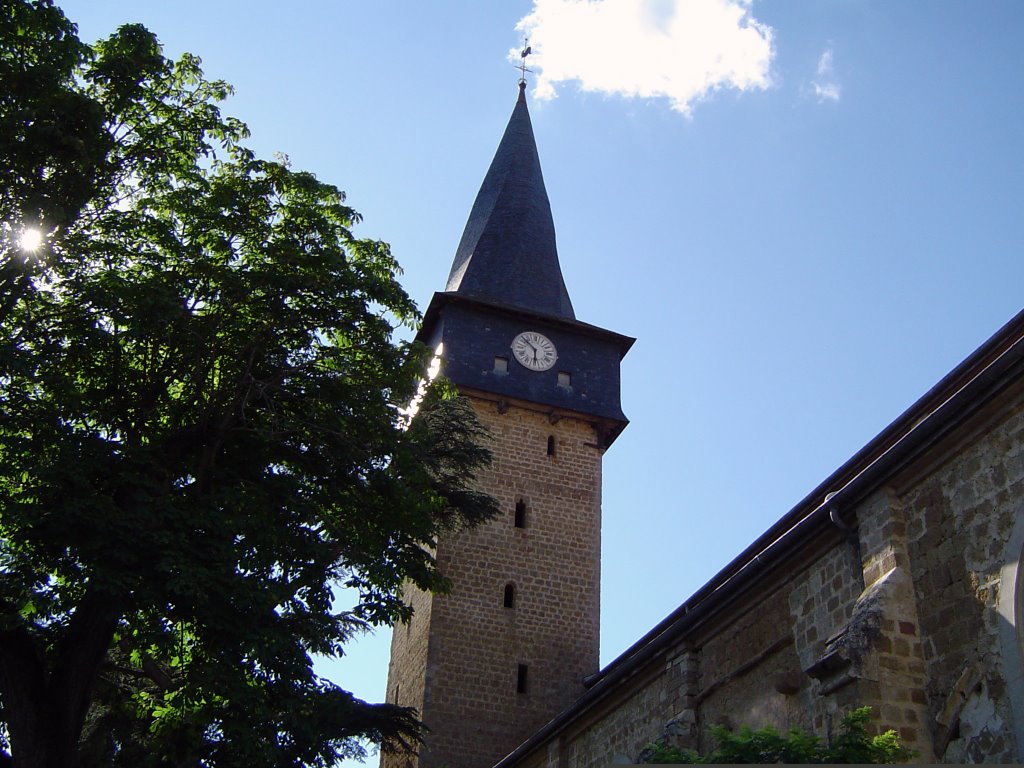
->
59 1 1024 763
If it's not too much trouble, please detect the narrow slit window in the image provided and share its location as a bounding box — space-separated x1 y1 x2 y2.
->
503 583 515 608
517 664 528 694
514 499 527 528
494 356 509 374
547 435 556 456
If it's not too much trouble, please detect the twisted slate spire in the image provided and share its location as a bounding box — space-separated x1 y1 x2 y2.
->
445 82 575 320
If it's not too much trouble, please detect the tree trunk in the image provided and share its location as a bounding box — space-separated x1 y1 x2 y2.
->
0 590 120 768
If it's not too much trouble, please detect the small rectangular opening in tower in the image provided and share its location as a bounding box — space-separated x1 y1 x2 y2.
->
514 499 527 528
516 664 528 694
547 435 556 456
494 356 509 374
557 371 571 388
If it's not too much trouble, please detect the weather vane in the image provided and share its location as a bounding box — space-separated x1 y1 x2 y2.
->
517 36 533 86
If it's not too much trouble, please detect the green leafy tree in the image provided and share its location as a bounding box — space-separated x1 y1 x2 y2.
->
642 708 915 764
0 2 497 766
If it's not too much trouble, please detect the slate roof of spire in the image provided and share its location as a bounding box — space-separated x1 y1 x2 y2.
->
444 81 575 320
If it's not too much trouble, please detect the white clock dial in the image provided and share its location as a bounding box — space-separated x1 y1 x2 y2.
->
511 331 558 372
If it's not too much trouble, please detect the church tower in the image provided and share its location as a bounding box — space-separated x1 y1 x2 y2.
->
384 81 632 768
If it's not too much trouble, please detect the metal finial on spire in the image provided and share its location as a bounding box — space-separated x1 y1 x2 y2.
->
517 37 533 86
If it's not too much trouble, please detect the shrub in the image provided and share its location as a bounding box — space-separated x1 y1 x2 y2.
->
642 707 915 764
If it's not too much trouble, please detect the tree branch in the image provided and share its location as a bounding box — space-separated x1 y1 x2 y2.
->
117 637 172 691
47 588 122 763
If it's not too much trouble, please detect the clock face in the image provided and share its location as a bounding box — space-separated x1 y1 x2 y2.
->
512 331 558 371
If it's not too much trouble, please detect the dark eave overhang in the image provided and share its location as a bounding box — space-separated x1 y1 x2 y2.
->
493 305 1024 768
417 290 636 359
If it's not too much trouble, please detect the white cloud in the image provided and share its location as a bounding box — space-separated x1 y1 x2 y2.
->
811 47 841 103
513 0 774 116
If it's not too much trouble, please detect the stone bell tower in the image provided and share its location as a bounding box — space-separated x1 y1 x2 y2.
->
384 81 633 768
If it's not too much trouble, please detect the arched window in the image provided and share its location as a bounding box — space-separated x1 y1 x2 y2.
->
503 583 515 608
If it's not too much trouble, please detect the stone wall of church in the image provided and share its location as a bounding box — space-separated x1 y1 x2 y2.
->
787 534 862 723
542 565 827 768
900 395 1024 762
836 488 935 759
697 582 810 738
558 650 697 768
505 384 1024 767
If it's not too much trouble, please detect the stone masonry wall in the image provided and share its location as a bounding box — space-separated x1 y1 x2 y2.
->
788 533 863 734
503 387 1023 766
548 571 817 767
697 583 810 742
847 489 934 759
900 398 1024 762
563 651 695 768
382 580 434 768
387 395 605 768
